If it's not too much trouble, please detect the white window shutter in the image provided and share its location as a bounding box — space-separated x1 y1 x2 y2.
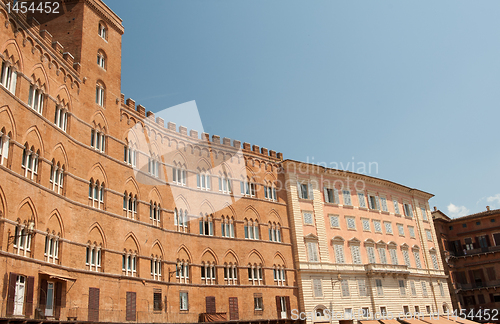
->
334 189 339 204
323 187 328 203
297 181 302 198
375 196 380 210
308 183 313 200
10 71 17 94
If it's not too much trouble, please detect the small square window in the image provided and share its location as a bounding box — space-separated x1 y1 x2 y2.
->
303 212 314 225
346 217 356 230
449 226 453 230
329 215 340 228
476 221 481 225
491 219 496 223
462 223 467 228
362 219 370 231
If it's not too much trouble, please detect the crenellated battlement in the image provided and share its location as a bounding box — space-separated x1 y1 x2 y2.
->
120 94 283 161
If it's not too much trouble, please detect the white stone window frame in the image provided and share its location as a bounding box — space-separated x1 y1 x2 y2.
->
383 221 393 235
379 195 389 212
21 145 39 180
90 128 106 153
408 225 416 238
223 263 238 285
367 192 380 211
393 197 401 215
361 218 371 232
196 169 211 191
397 223 405 236
88 179 105 210
332 237 346 264
357 191 367 208
403 200 414 218
222 216 235 238
273 265 286 286
50 161 64 194
343 189 352 206
244 218 259 240
150 257 162 281
124 141 137 167
303 211 314 225
373 219 382 233
268 221 281 242
345 216 356 230
201 262 216 285
329 214 340 228
150 201 161 227
54 104 68 132
0 60 17 94
13 223 32 257
248 264 263 286
86 244 102 272
0 130 10 166
174 208 189 232
122 252 137 277
28 83 45 114
123 191 137 219
44 232 59 264
176 260 190 284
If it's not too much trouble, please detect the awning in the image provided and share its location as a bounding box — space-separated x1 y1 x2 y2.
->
400 318 431 324
421 317 461 324
38 270 77 282
360 320 381 324
380 319 402 324
452 317 480 324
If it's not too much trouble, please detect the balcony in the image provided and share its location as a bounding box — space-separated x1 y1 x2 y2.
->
449 245 500 258
364 263 410 276
455 279 500 291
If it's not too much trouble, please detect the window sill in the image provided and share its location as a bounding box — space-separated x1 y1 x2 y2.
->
359 207 368 211
381 211 390 215
343 205 354 209
324 202 339 207
298 198 314 202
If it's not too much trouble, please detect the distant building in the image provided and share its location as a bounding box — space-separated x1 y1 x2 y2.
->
0 1 300 323
282 160 452 324
433 207 500 320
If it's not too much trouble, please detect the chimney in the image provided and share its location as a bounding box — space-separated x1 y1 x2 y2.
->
434 206 437 211
486 206 490 211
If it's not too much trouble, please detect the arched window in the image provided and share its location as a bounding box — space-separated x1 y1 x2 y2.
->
28 84 44 114
201 262 216 285
148 153 160 178
124 140 137 167
196 170 211 190
88 179 105 209
97 50 106 70
273 265 286 286
223 262 238 285
175 208 188 232
150 202 160 227
172 163 186 185
176 259 189 283
122 251 137 277
151 256 162 281
264 181 277 201
54 105 68 131
90 128 106 153
44 231 59 264
219 172 232 194
240 177 255 197
244 218 259 240
199 215 213 236
0 127 11 166
221 216 234 238
95 81 105 107
247 263 263 285
268 222 281 242
123 192 137 219
21 144 39 180
86 243 102 272
49 161 64 194
0 60 17 94
98 22 107 39
13 221 33 257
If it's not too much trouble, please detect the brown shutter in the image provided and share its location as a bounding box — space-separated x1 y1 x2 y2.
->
88 287 99 322
7 273 17 316
25 276 34 317
229 297 239 321
468 270 476 288
485 235 491 247
487 267 496 281
493 233 500 246
489 293 495 303
205 296 216 314
285 296 291 318
126 291 136 321
54 282 62 319
275 296 281 319
474 237 480 249
39 279 47 306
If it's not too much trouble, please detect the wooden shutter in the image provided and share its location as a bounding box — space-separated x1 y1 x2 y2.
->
308 184 313 200
468 271 476 288
7 273 17 316
490 293 495 303
205 296 216 314
296 182 302 198
275 296 282 319
54 282 62 319
485 235 491 247
487 267 496 281
126 291 136 321
229 297 239 320
25 276 34 317
493 233 500 246
39 279 47 306
474 237 480 249
333 189 339 204
285 296 291 318
88 287 100 322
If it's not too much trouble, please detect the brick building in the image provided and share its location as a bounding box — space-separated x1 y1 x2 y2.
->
282 160 453 324
432 207 500 320
0 0 300 323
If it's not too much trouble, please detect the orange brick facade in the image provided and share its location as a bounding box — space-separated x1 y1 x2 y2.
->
433 208 500 322
0 1 300 323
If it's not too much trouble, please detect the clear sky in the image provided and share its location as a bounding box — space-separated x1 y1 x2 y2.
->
104 0 500 218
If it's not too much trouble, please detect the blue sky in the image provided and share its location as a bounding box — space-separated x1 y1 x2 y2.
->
105 0 500 218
